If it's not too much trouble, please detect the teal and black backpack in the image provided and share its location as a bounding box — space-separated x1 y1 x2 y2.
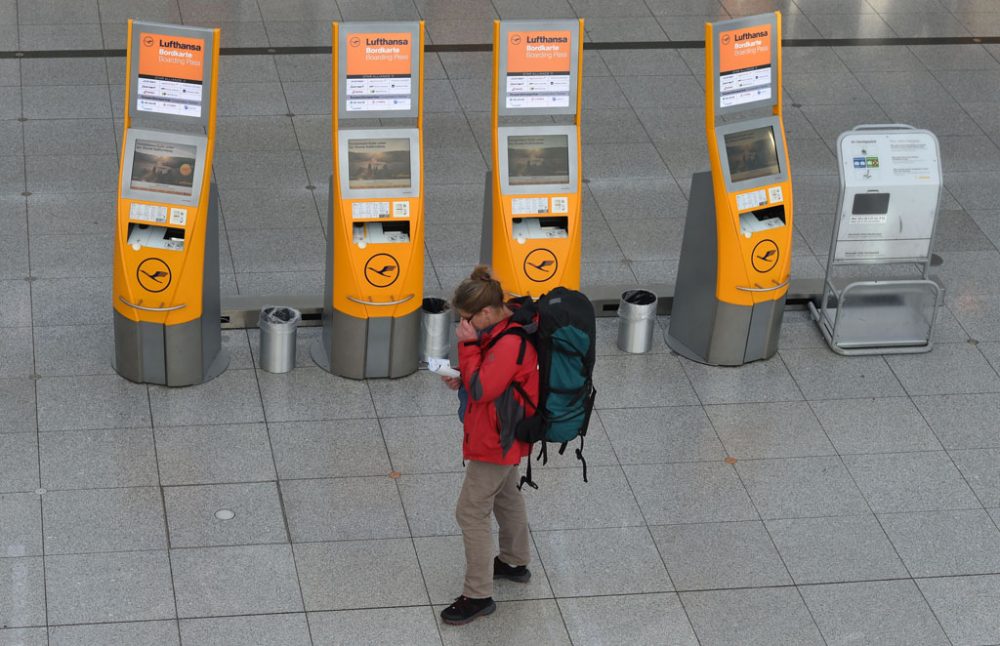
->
487 287 597 489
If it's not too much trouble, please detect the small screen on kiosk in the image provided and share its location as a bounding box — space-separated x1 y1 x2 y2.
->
852 193 890 215
507 134 570 186
129 139 198 197
347 138 412 190
724 126 780 183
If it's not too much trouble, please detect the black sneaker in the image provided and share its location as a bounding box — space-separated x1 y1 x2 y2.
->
440 595 497 625
493 556 531 583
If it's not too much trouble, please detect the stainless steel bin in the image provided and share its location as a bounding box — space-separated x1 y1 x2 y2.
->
420 297 452 363
617 290 657 354
259 306 301 373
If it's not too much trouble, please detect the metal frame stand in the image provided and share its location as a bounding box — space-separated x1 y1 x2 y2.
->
809 124 943 355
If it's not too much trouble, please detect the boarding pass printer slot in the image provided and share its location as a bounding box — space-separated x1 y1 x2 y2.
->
512 216 568 243
739 204 785 237
353 221 411 245
127 223 186 251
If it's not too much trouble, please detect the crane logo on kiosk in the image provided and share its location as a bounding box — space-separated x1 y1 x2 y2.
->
364 254 400 288
483 19 584 297
524 249 558 282
113 20 227 386
137 258 172 292
667 12 793 366
312 21 426 380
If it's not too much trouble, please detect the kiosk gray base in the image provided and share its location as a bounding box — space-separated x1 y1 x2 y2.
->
114 184 229 386
311 309 420 379
666 172 784 366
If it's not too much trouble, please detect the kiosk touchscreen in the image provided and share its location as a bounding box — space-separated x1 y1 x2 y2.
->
667 12 793 366
484 20 584 297
113 20 227 386
313 21 425 380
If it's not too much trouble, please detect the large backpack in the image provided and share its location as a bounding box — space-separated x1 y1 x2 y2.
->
486 287 597 489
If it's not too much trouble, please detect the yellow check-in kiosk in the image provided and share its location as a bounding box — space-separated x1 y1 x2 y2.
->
113 21 228 386
312 22 425 379
483 19 584 296
667 12 793 366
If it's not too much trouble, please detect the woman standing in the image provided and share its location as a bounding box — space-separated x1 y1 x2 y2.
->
439 265 539 626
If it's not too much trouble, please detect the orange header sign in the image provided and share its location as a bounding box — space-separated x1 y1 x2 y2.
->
346 32 413 77
718 23 771 74
506 30 572 74
138 32 205 82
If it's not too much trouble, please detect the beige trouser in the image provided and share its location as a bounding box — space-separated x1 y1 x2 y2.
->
455 460 531 599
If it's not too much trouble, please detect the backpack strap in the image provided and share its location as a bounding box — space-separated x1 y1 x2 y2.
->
576 434 588 483
484 326 530 365
510 380 537 413
518 452 538 490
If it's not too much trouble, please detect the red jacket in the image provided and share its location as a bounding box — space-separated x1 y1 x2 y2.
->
458 316 538 464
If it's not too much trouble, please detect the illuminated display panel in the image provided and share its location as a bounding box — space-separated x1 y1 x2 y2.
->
724 126 780 183
507 134 570 186
129 139 198 197
347 138 412 190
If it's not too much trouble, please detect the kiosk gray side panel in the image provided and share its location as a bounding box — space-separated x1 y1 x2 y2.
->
200 183 223 377
480 170 493 265
165 318 203 386
745 296 784 362
140 321 166 384
114 312 167 384
114 311 142 382
667 172 720 360
707 302 752 365
365 317 392 378
329 309 368 380
389 309 420 378
321 175 336 368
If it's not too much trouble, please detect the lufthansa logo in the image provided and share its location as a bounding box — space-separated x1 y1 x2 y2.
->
142 35 154 47
349 35 361 47
523 248 558 283
721 34 731 45
751 239 779 273
510 34 521 45
137 258 171 293
364 253 399 288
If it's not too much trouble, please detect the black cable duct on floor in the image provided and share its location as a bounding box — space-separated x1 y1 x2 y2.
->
1 35 999 59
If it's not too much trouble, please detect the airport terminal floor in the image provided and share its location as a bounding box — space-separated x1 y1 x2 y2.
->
3 0 1000 644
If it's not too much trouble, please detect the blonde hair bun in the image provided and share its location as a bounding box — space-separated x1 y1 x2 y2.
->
454 265 504 313
470 265 494 282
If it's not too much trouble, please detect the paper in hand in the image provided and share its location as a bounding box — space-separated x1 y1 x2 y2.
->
427 357 460 378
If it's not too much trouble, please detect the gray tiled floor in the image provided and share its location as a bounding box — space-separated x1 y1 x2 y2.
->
3 0 1000 644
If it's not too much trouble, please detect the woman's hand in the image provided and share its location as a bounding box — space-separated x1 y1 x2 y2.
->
441 375 461 390
456 319 477 343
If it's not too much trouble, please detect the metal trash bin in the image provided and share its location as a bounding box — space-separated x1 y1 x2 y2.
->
259 306 301 373
617 290 657 354
420 297 452 363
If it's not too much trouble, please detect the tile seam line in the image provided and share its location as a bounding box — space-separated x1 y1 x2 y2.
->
4 36 1000 59
9 507 995 546
16 529 1000 561
18 570 1000 628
